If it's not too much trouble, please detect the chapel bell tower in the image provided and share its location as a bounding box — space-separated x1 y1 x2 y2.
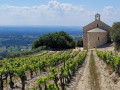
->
95 13 100 21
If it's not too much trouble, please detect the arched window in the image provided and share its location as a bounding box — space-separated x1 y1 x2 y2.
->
98 37 99 41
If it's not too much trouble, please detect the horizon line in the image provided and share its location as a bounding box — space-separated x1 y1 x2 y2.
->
0 25 83 27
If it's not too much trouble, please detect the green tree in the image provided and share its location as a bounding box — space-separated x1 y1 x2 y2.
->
32 40 40 49
77 38 83 47
111 22 120 50
32 31 75 49
0 56 4 60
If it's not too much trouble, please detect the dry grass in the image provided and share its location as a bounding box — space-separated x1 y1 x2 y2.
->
89 50 100 90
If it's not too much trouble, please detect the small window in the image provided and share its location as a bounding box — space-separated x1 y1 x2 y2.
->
98 37 99 41
97 24 98 27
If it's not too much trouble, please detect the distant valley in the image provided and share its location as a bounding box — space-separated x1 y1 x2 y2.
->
0 26 83 57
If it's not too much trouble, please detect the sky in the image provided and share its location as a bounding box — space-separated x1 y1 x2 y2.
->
0 0 120 26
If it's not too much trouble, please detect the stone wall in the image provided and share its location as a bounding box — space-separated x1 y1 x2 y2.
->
87 32 107 49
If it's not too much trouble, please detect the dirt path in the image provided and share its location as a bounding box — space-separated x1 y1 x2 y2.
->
75 50 91 90
75 49 120 90
89 50 100 90
76 50 100 90
75 50 100 90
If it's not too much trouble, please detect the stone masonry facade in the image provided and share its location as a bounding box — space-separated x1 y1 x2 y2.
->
83 13 111 49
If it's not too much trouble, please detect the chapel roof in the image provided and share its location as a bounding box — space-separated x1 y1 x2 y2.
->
87 28 107 32
83 13 111 30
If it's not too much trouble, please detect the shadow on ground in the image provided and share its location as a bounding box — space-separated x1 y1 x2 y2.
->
97 42 113 48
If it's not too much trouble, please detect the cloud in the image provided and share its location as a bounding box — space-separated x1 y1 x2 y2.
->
101 6 120 25
103 6 113 10
103 6 113 15
0 1 84 16
0 1 119 26
0 1 89 25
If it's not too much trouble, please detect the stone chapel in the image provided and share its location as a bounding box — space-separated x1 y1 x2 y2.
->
83 13 111 49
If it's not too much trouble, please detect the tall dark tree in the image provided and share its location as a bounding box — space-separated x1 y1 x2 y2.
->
111 22 120 50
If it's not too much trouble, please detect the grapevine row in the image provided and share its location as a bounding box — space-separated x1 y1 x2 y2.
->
96 49 120 75
0 49 75 90
36 51 87 90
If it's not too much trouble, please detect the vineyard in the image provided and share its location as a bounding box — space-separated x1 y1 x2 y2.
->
0 48 88 90
1 47 120 90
